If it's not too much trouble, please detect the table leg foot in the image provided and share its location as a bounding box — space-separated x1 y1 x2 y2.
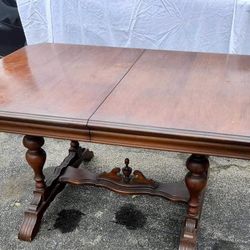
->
18 137 93 241
179 154 209 250
18 208 42 242
18 183 65 241
179 218 197 250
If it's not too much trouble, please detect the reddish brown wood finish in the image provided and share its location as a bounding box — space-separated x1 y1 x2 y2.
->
1 44 250 249
0 43 142 127
1 45 250 159
59 166 189 202
98 158 157 188
89 50 250 159
18 138 94 241
185 155 209 218
179 155 209 250
90 50 250 138
23 135 46 191
88 128 250 160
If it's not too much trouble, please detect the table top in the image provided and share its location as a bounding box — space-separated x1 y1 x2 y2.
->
1 44 250 159
0 43 142 125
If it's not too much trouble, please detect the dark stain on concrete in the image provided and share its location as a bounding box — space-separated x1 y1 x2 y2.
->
115 204 146 230
212 240 238 250
54 209 85 233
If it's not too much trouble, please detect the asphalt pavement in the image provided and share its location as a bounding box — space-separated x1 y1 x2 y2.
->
0 133 250 250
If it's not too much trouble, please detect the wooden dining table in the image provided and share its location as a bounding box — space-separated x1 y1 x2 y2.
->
0 43 250 250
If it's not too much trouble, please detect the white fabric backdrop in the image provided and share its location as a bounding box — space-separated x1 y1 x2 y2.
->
16 0 250 55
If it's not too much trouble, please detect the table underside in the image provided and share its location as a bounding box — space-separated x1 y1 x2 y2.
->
18 135 209 250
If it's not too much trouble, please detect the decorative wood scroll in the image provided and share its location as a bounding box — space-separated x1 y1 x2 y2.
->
98 158 158 188
59 159 189 203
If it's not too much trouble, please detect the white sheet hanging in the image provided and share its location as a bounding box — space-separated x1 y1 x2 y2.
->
16 0 250 54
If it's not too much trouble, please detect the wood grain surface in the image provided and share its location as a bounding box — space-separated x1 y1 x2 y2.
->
1 44 250 158
0 43 143 125
90 50 250 141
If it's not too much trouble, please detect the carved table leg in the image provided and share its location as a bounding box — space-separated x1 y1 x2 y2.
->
179 154 209 250
18 137 94 241
18 136 46 241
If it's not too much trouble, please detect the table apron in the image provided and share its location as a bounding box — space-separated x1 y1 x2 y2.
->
1 119 250 160
90 130 250 160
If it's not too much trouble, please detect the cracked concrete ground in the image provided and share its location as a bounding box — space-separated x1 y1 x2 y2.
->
0 133 250 250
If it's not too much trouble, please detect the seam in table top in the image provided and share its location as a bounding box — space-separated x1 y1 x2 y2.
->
86 49 146 139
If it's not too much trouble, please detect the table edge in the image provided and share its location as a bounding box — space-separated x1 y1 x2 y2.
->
88 122 250 160
0 117 90 141
1 115 250 159
88 120 250 143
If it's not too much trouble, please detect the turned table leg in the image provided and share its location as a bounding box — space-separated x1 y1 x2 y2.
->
179 154 209 250
18 136 94 241
18 135 47 241
24 135 46 191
